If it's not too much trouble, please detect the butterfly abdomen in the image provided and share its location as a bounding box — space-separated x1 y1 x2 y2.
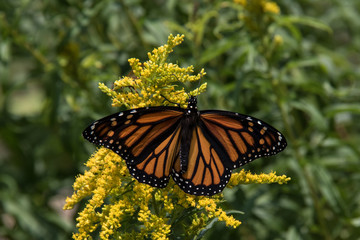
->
179 97 200 173
179 116 196 173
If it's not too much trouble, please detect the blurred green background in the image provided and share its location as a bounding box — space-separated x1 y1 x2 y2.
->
1 0 360 239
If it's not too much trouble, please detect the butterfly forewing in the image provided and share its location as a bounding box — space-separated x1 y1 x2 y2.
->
83 107 184 187
199 110 287 169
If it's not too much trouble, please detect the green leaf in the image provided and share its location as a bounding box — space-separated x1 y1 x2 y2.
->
279 16 333 34
325 104 360 117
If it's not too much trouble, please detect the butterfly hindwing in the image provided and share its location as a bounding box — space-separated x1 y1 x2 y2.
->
127 125 182 188
83 107 184 187
199 110 287 170
172 126 232 196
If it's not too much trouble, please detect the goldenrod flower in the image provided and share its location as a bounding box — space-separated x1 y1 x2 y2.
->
234 0 280 14
233 0 281 34
228 169 291 186
274 34 284 46
262 1 280 14
234 0 247 6
64 34 290 239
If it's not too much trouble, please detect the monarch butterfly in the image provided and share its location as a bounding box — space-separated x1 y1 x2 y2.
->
83 96 287 196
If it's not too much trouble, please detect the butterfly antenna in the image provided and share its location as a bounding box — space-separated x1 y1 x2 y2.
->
160 94 181 107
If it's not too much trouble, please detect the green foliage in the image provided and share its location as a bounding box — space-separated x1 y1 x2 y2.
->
1 0 359 239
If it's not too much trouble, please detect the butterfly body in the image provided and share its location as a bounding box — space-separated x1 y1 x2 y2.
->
83 96 287 196
179 96 200 173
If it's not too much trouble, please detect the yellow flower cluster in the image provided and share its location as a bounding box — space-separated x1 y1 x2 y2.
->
100 34 206 109
196 197 241 228
234 0 280 14
263 1 280 14
234 0 281 35
273 34 284 46
228 169 291 187
64 34 290 239
64 148 242 239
